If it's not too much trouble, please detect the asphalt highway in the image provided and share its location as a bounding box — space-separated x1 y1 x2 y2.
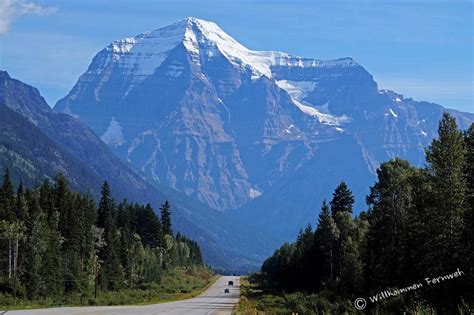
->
5 276 240 315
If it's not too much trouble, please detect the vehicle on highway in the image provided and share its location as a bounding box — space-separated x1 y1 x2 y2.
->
224 288 230 293
228 280 234 286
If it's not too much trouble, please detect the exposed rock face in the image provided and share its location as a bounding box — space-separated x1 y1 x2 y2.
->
55 17 473 239
2 70 274 272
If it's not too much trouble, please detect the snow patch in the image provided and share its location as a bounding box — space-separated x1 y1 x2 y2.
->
284 124 295 134
276 80 348 127
389 108 398 118
292 99 349 127
249 188 262 199
276 80 316 101
101 117 125 146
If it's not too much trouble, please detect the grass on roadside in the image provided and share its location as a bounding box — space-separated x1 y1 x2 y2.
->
235 274 471 315
235 275 289 315
235 275 356 314
1 266 217 310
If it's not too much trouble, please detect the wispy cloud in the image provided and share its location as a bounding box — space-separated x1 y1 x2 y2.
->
0 0 57 35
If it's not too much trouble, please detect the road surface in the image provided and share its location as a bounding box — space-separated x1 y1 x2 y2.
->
5 276 240 315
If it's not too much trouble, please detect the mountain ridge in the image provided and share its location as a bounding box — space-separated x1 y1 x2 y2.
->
1 70 276 272
54 17 473 241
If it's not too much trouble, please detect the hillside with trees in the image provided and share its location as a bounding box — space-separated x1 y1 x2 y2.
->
0 173 209 308
239 113 474 314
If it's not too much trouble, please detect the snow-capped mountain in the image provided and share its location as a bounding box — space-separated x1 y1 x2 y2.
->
56 17 473 239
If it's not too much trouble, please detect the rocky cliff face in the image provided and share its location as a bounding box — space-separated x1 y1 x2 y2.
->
2 70 274 272
55 17 474 239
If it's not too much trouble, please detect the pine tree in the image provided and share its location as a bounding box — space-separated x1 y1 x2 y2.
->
63 194 87 293
15 183 28 221
462 123 474 300
23 191 47 299
39 180 54 218
136 204 162 248
313 200 339 290
97 181 123 290
330 181 354 215
0 169 16 222
424 112 467 310
38 179 63 297
329 182 358 295
160 201 172 237
54 174 72 242
42 209 63 297
116 200 132 286
365 158 416 289
292 224 313 290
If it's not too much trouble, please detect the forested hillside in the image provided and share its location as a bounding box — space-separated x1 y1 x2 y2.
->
0 173 206 307
0 104 106 192
0 71 267 272
240 113 474 314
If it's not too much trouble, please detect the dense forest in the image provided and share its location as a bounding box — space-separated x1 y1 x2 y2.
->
0 174 204 305
258 113 473 314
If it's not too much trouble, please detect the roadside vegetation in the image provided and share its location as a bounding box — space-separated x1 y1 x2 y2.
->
2 266 215 309
0 174 211 309
238 113 474 314
236 274 354 314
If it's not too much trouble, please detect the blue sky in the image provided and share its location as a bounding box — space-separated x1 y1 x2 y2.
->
0 0 472 112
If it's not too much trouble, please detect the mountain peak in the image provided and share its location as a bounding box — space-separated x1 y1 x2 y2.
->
180 16 220 29
0 70 11 80
95 18 360 83
149 16 223 40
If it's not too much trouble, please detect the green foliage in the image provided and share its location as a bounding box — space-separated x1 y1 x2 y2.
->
365 158 417 289
160 200 172 237
0 266 213 308
0 171 205 308
330 181 355 215
258 113 473 313
463 124 474 302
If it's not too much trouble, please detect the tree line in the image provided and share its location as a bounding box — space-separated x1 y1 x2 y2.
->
0 175 203 302
261 113 473 313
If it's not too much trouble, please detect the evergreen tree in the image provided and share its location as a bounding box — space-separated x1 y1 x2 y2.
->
39 180 54 218
23 191 47 299
15 183 28 221
160 201 172 237
97 181 123 290
0 169 16 222
424 112 467 310
256 114 473 311
0 172 204 302
365 158 416 289
292 225 313 290
313 200 339 290
136 204 162 248
42 209 63 297
462 123 474 300
329 182 359 296
117 200 132 286
330 181 354 215
63 194 87 293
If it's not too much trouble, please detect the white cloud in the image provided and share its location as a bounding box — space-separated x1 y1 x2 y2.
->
0 0 57 35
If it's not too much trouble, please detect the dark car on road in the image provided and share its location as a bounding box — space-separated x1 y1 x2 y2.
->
228 280 234 286
224 288 230 293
